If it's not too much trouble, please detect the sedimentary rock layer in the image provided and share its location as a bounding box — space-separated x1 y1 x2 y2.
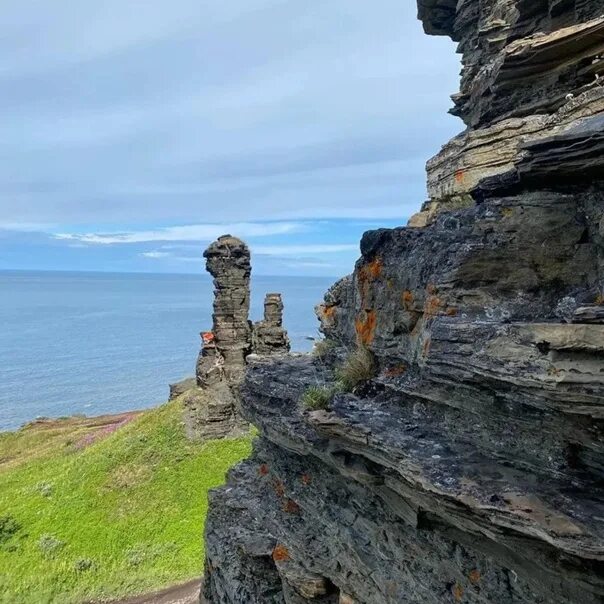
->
203 2 604 603
253 294 291 357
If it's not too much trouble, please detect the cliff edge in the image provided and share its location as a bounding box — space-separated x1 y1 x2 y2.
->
203 2 604 603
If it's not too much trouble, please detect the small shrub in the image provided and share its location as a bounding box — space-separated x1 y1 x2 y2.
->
302 386 334 411
38 534 65 558
0 516 21 546
33 481 53 497
74 558 96 572
337 346 377 392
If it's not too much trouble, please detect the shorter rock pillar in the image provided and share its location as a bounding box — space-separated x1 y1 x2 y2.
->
252 293 291 356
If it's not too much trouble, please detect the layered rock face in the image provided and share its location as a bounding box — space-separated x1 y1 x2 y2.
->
179 235 290 441
203 3 604 603
253 294 291 356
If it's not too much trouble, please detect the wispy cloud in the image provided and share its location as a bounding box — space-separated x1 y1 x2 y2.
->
139 242 358 262
140 251 171 259
55 221 306 245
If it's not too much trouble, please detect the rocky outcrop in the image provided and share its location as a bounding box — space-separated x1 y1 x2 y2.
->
179 235 290 441
252 294 291 357
203 3 604 603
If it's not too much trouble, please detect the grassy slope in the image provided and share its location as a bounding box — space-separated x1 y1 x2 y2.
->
0 402 252 604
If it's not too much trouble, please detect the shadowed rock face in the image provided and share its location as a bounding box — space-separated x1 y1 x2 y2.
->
202 3 604 603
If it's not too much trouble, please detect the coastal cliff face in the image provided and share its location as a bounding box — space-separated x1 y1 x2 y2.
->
203 2 604 603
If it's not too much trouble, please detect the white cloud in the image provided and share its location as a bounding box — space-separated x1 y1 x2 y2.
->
140 251 171 258
54 221 306 245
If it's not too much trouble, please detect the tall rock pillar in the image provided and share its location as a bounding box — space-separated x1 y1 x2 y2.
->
174 234 290 441
203 235 252 384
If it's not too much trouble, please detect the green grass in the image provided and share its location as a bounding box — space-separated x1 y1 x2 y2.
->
301 385 335 411
336 346 377 392
0 402 253 603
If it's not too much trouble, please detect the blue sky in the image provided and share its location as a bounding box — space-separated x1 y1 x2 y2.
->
1 1 460 277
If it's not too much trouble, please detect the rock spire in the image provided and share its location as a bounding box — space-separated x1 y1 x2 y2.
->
172 235 290 441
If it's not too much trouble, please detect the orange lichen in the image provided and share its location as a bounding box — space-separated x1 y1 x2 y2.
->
201 331 215 345
424 295 444 317
283 498 301 514
422 337 431 358
301 473 312 485
355 310 377 346
452 583 464 601
357 257 383 306
402 290 414 310
469 569 481 585
258 463 269 476
445 307 458 317
426 283 438 295
272 478 285 498
365 257 383 280
454 169 465 183
383 364 407 378
272 544 290 562
323 305 337 319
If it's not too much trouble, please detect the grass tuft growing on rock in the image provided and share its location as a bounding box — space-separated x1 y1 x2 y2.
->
312 338 336 362
0 401 253 604
302 385 335 411
337 346 377 392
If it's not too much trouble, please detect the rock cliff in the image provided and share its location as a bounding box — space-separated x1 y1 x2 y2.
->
203 3 604 603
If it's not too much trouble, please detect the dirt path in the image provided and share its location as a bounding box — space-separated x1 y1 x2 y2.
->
107 580 202 604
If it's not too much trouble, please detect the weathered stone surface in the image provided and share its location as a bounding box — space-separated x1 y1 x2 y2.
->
203 235 252 384
169 377 197 401
253 294 290 356
202 2 604 603
179 236 291 441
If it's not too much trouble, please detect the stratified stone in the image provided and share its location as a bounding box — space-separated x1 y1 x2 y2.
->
168 377 196 401
252 293 290 356
202 2 604 602
180 237 291 442
203 235 252 384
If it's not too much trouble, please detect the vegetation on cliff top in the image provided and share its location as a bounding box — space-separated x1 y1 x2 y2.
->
0 401 252 604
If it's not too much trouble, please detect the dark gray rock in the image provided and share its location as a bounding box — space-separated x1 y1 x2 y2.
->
180 237 292 441
169 377 196 401
253 294 290 356
202 2 604 602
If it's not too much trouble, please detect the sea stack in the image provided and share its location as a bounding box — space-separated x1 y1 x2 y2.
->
174 235 291 441
202 3 604 603
252 293 290 356
202 235 252 384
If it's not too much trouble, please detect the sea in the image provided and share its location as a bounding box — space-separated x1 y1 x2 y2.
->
0 270 335 431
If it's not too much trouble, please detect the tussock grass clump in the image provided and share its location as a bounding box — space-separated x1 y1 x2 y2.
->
312 338 336 361
302 385 335 411
337 346 377 392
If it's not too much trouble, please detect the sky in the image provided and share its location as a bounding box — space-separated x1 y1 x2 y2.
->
0 0 461 277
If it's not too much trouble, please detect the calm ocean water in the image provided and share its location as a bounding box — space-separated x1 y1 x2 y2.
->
0 270 335 431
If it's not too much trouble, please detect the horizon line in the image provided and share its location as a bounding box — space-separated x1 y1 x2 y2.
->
0 267 343 280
